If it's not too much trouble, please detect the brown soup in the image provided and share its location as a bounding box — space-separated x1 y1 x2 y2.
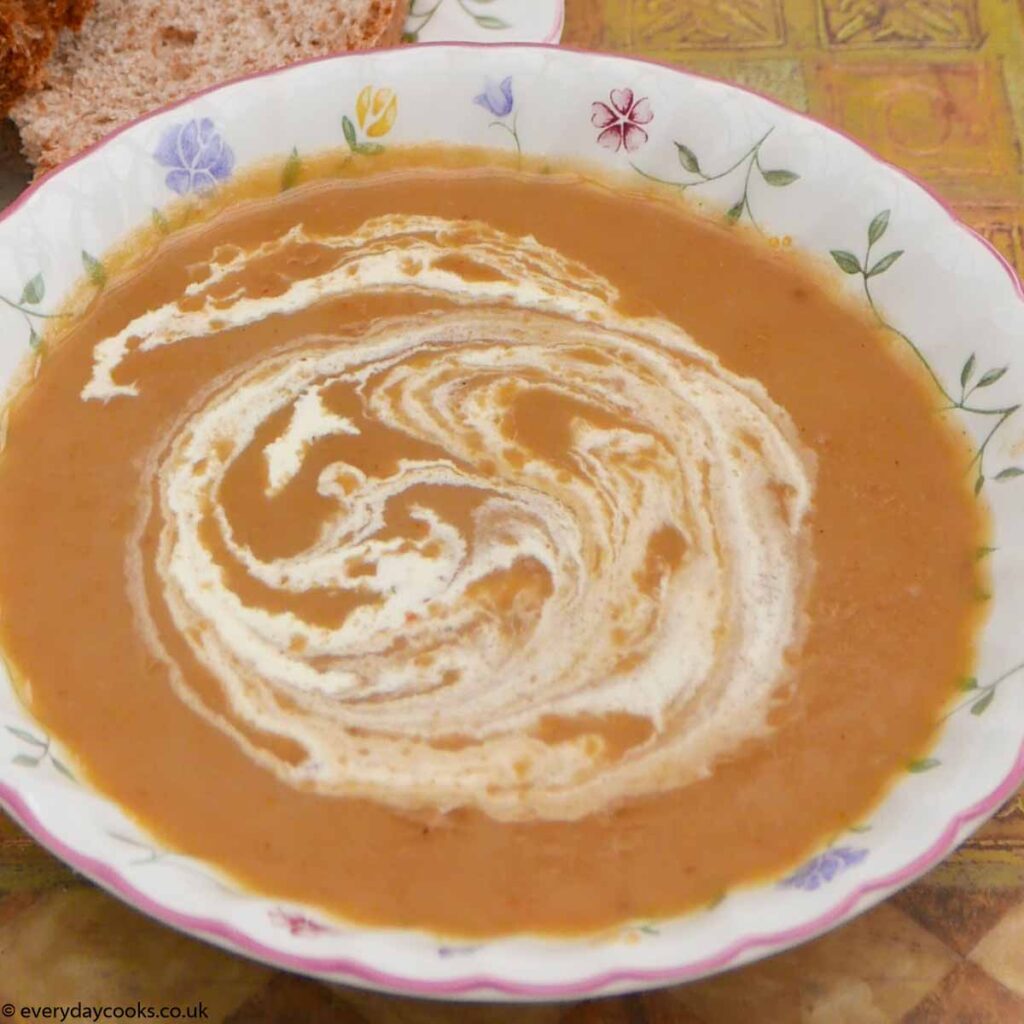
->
0 151 983 936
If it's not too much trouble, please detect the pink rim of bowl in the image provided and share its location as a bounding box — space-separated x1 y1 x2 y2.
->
0 42 1022 1000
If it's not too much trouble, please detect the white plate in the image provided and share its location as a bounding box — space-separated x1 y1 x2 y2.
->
403 0 564 44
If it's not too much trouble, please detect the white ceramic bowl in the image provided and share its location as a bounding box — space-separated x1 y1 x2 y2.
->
1 44 1022 1001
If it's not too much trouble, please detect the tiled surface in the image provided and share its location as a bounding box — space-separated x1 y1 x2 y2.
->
813 60 1019 183
1 0 1024 1018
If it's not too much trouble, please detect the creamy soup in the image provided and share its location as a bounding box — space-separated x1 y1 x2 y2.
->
0 151 983 935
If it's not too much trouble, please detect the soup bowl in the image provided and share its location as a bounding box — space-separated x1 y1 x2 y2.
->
0 43 1022 1000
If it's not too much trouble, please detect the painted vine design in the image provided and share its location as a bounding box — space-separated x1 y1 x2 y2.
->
632 127 799 233
899 659 1024 775
0 251 105 351
105 828 239 895
402 0 509 42
4 724 74 778
0 273 59 350
830 210 1021 494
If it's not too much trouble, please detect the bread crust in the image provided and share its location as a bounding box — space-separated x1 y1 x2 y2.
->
0 0 94 116
373 0 409 47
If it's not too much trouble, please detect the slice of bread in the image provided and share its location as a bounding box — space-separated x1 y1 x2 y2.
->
11 0 408 173
0 0 93 117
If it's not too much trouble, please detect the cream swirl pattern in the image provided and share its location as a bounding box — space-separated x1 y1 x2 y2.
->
91 215 815 822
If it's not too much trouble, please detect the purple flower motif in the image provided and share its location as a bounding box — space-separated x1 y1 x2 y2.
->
154 118 235 195
474 77 514 118
779 846 868 891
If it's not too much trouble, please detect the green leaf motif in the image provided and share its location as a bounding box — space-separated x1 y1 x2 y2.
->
975 546 997 560
760 168 799 187
909 757 941 773
974 474 985 495
281 147 302 191
51 757 75 780
28 325 40 350
151 208 170 235
108 831 147 849
19 272 44 306
867 250 903 277
996 467 1024 480
848 823 872 833
675 143 702 175
830 250 862 275
961 354 976 388
342 115 358 151
977 367 1007 389
400 31 418 42
868 210 890 246
725 199 744 223
971 690 995 716
82 251 106 288
354 142 385 156
5 724 46 747
12 753 39 768
473 14 509 28
958 676 978 692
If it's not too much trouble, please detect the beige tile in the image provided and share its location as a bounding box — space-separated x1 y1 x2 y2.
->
816 0 982 48
0 839 85 895
679 59 808 112
227 976 367 1024
0 890 52 932
640 991 710 1024
562 996 644 1024
800 980 887 1024
332 985 566 1024
892 880 1024 957
0 887 270 1021
812 61 1020 188
902 960 1024 1024
560 0 615 52
622 0 787 50
665 903 958 1024
971 897 1024 999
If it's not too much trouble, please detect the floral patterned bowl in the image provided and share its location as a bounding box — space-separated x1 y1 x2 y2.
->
1 44 1022 1001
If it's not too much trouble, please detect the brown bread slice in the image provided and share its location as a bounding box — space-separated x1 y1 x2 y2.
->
11 0 408 173
0 0 93 117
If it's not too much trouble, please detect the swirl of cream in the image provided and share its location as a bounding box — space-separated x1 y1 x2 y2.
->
111 215 814 822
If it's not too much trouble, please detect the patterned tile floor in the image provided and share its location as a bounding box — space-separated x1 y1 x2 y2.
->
2 0 1024 1019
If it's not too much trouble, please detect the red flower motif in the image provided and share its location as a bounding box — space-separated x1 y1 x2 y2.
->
269 908 333 936
591 88 653 154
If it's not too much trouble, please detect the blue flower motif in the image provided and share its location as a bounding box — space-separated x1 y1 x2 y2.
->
779 846 868 891
474 77 514 118
154 118 235 195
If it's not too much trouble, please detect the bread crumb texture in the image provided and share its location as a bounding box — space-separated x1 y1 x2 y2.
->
0 0 93 116
9 0 408 171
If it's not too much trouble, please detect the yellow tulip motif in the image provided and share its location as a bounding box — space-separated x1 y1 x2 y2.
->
342 86 397 156
356 86 398 139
